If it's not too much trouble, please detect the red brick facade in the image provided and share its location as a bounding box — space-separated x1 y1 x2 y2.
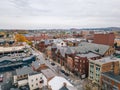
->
93 33 115 46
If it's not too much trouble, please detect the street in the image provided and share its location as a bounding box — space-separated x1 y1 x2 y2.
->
30 47 84 90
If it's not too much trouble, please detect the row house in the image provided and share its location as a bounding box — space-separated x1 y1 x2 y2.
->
51 42 115 78
74 52 101 79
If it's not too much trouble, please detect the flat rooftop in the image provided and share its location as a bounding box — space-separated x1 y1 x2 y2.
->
16 66 37 76
102 71 120 83
90 57 120 65
41 68 56 79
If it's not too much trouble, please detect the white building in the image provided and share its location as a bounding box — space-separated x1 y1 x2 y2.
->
28 73 47 90
13 66 48 90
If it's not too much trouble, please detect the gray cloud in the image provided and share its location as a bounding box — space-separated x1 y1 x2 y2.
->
0 0 120 29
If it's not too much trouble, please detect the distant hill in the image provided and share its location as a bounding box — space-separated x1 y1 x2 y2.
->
70 27 120 31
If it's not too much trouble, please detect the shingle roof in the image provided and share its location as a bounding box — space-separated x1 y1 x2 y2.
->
77 42 110 55
65 47 75 55
55 42 110 57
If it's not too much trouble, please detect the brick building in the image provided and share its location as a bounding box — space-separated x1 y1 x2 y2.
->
101 61 120 90
51 42 115 79
88 57 120 89
93 33 115 46
25 33 48 41
74 52 100 79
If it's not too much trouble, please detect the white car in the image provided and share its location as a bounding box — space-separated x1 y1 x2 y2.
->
0 74 3 82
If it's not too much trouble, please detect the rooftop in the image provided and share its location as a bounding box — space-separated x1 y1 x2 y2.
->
90 57 120 65
76 52 99 58
41 68 56 79
0 46 25 53
16 66 36 76
48 76 74 90
32 60 45 70
77 42 110 55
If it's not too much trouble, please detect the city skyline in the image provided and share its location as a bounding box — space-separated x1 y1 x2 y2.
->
0 0 120 29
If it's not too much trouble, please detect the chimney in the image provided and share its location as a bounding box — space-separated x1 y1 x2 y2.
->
113 61 119 75
63 82 67 87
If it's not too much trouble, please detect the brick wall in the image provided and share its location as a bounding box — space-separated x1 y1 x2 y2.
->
93 33 115 46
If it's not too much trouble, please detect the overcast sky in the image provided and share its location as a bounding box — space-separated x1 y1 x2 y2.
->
0 0 120 29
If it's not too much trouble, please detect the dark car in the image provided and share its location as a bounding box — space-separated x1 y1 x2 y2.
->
51 62 55 66
64 72 70 76
60 69 65 73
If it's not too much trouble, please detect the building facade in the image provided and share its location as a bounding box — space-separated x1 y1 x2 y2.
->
88 57 120 89
93 33 115 46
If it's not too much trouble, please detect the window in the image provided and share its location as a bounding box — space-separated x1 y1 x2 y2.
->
36 78 38 81
32 85 33 87
31 79 33 82
83 60 85 63
36 83 38 86
40 80 44 83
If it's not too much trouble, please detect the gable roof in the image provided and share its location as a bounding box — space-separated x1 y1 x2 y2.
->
77 42 110 55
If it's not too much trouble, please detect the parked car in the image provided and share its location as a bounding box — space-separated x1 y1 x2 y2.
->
60 69 65 73
64 72 70 76
51 62 55 66
0 74 3 82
